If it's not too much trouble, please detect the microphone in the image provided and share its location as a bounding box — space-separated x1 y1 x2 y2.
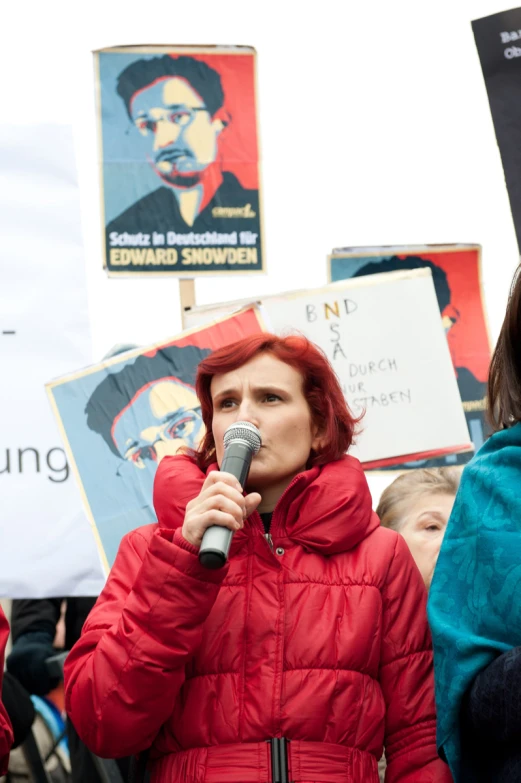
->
199 421 262 570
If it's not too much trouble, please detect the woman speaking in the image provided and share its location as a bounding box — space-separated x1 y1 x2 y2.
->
64 334 450 783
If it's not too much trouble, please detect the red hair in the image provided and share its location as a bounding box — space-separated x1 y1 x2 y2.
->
191 333 360 470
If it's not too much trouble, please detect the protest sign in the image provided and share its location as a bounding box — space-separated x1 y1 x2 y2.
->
472 9 521 253
47 306 265 572
184 269 472 467
328 244 490 469
95 45 264 276
0 125 101 598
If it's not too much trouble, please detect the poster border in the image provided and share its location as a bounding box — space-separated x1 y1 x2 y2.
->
93 44 266 278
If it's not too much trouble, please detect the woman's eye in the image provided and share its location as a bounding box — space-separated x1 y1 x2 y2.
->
264 393 281 402
425 524 441 532
220 399 236 409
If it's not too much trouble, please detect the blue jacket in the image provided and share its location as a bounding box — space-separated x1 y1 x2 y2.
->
428 423 521 781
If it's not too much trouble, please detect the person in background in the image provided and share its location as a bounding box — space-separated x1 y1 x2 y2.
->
377 468 460 588
64 333 451 782
0 606 14 776
375 467 460 782
428 263 521 781
7 599 130 783
1 673 35 762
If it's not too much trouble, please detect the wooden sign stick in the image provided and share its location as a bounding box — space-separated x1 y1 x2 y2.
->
179 279 196 328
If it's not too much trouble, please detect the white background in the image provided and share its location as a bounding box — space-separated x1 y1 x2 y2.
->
0 0 516 356
1 0 519 594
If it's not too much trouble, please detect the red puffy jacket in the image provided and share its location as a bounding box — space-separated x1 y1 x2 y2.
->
0 606 14 775
65 455 451 783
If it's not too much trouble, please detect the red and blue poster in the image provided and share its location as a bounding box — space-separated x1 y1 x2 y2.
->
47 307 265 571
94 45 264 276
328 244 491 470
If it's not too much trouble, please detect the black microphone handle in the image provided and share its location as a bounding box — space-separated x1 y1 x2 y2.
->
199 441 254 570
221 441 253 487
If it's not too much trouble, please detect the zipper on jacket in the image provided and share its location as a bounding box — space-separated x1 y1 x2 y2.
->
253 472 307 545
265 532 274 552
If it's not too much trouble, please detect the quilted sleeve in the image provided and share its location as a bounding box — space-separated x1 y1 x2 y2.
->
64 525 227 758
0 606 14 775
380 535 452 783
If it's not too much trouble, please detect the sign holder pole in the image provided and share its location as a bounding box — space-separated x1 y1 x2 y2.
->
179 279 196 328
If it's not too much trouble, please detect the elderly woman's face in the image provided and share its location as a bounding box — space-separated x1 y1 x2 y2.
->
399 492 455 589
210 353 321 497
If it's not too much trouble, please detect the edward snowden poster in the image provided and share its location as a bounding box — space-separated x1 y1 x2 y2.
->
95 45 264 276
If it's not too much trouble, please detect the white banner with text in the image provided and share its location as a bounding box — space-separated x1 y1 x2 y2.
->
0 125 104 598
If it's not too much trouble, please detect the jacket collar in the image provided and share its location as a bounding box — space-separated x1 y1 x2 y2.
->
154 454 379 556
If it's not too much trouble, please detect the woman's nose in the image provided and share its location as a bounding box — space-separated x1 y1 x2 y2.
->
236 401 259 428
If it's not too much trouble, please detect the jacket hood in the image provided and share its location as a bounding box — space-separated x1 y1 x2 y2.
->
153 453 379 556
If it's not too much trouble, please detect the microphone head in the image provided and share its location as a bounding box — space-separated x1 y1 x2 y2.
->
223 421 262 454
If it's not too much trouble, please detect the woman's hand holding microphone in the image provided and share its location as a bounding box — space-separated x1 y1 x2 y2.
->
182 471 261 548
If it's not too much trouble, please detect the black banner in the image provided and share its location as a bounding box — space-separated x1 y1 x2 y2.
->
473 8 521 253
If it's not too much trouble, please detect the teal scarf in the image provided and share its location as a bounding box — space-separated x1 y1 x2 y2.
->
428 422 521 781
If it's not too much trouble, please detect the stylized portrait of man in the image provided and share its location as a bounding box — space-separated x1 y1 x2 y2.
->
85 345 210 473
105 55 260 241
351 255 488 466
47 306 264 567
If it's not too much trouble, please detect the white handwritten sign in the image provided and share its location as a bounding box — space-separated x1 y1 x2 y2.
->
185 269 471 466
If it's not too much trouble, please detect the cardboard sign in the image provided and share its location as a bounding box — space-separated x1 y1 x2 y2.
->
328 244 491 469
184 270 472 468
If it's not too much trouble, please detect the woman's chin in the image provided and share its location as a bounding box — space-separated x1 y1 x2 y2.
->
246 464 271 490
